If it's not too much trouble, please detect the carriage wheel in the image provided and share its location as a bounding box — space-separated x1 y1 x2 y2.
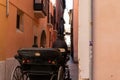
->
65 68 71 80
50 74 57 80
21 72 30 80
11 66 30 80
57 66 64 80
11 66 23 80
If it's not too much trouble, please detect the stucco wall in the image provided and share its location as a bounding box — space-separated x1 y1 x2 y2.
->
78 0 91 79
5 1 35 58
0 0 49 79
0 61 5 80
94 0 120 80
73 0 78 62
0 0 7 60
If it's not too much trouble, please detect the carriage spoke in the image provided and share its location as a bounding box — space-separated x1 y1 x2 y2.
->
11 66 22 80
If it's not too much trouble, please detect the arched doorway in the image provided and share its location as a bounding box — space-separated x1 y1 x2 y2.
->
40 30 46 48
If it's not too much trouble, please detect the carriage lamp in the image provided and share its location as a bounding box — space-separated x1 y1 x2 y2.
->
35 52 41 56
22 59 30 63
52 61 56 64
58 48 65 52
48 60 51 63
22 60 25 63
48 60 56 64
26 59 30 63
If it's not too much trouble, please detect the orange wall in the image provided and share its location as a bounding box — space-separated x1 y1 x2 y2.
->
0 0 56 79
0 0 50 58
5 1 35 58
0 0 6 5
0 1 7 60
10 0 34 17
94 0 120 80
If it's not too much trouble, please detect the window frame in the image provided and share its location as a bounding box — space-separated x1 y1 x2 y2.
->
16 10 24 32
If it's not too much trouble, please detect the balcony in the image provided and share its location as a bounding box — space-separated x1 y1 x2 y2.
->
34 0 48 18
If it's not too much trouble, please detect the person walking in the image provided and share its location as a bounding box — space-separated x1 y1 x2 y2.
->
52 34 68 52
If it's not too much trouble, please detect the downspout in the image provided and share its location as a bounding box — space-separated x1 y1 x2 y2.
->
5 0 9 79
90 0 94 80
6 0 9 17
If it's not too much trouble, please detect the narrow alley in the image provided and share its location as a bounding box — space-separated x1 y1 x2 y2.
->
0 0 80 79
3 0 120 80
68 56 78 80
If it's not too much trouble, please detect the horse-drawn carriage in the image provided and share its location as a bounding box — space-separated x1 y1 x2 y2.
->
11 48 71 80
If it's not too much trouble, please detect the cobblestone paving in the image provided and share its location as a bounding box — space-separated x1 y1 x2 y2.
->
67 56 78 80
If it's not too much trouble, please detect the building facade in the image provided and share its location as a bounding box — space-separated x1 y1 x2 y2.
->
78 0 120 80
0 0 55 79
73 0 79 62
55 0 66 36
93 0 120 80
0 0 7 79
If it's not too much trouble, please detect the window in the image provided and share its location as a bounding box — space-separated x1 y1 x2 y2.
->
16 10 24 31
35 0 42 3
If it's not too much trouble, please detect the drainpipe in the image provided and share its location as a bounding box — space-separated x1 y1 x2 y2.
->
5 0 9 79
6 0 9 16
90 0 94 80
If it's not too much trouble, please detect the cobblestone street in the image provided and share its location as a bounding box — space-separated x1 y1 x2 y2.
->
67 56 78 80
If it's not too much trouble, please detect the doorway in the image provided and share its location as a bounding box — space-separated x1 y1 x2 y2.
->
40 30 46 48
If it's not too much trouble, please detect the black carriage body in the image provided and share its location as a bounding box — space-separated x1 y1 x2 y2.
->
15 48 64 74
13 48 71 80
